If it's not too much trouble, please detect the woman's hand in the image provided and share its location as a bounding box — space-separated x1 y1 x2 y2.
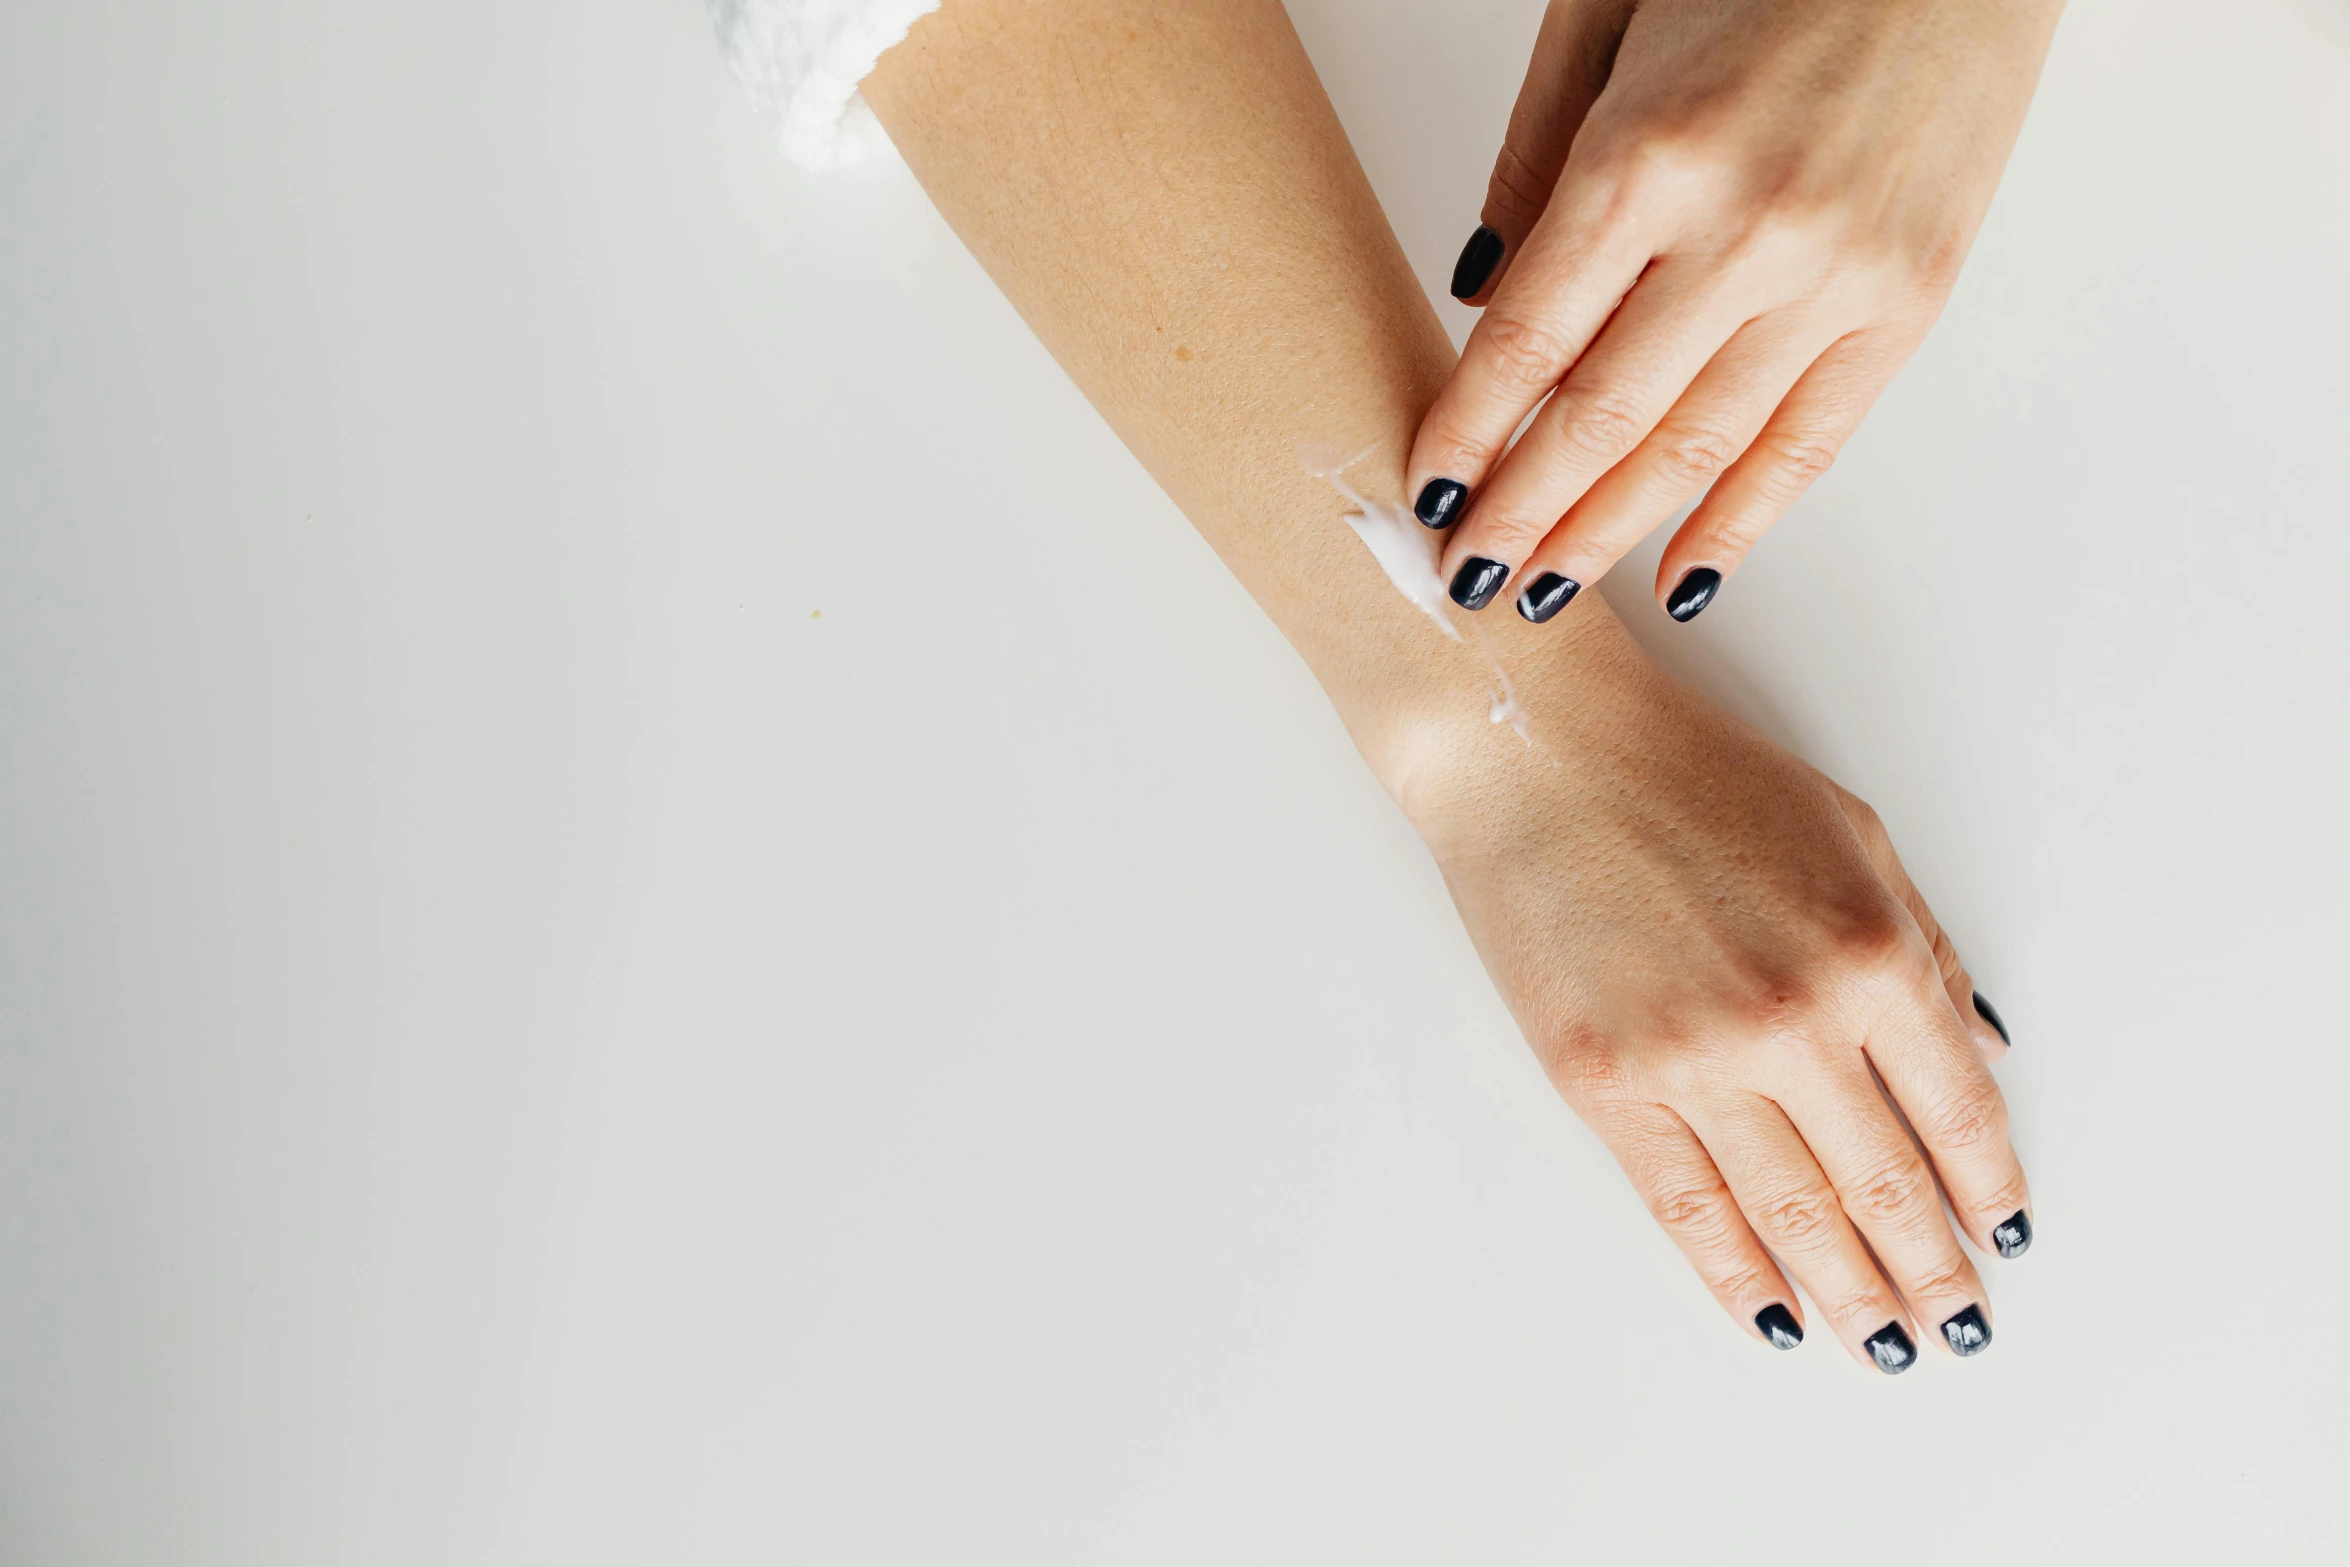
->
1393 648 2028 1369
1409 0 2065 623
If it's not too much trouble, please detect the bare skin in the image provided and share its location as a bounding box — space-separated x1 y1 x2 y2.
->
866 0 2030 1371
1414 0 2067 621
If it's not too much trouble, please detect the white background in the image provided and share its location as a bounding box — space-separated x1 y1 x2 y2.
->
3 1 2346 1561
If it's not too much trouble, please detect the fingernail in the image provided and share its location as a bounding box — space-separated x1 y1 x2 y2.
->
1450 225 1504 299
1865 1321 1917 1375
1940 1304 1993 1357
1515 572 1581 623
1972 990 2011 1047
1666 567 1722 622
1755 1304 1803 1350
1414 478 1467 529
1993 1208 2033 1259
1449 556 1510 610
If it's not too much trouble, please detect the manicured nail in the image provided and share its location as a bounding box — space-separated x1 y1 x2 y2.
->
1516 572 1581 624
1865 1321 1917 1375
1973 990 2011 1046
1449 556 1510 610
1666 567 1722 622
1941 1305 1993 1357
1755 1304 1803 1350
1414 478 1467 529
1450 225 1504 299
1993 1209 2033 1259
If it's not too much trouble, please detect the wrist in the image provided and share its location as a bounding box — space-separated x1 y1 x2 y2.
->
1340 594 1662 842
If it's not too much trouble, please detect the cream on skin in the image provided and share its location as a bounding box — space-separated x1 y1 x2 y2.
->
1303 447 1534 745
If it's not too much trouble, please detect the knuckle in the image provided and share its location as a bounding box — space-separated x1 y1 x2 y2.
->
1617 131 1713 203
1976 1173 2033 1224
1479 312 1575 392
1910 232 1971 295
1415 417 1490 483
1826 897 1917 979
1554 389 1649 461
1932 929 1971 990
1714 1261 1780 1304
1647 1026 1743 1102
1842 793 1889 850
1652 423 1743 486
1485 142 1554 233
1548 1042 1632 1110
1924 1078 2008 1157
1753 1185 1842 1251
1845 1157 1936 1229
1755 425 1844 490
1650 1178 1732 1238
1904 1257 1975 1305
1820 1283 1891 1330
1473 505 1559 553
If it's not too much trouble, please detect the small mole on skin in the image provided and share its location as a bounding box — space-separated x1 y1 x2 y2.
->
1174 344 1193 362
811 610 821 619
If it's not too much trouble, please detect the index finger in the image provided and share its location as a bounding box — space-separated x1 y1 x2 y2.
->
1406 179 1655 529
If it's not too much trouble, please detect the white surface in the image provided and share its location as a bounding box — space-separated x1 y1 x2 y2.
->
2 1 2346 1562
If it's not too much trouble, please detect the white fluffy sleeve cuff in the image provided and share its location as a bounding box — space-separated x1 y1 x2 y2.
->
707 0 945 170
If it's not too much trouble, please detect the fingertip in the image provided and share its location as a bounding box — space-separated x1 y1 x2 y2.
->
1413 477 1467 529
1863 1319 1920 1376
1450 225 1505 302
1754 1303 1804 1350
1663 565 1723 622
1965 989 2010 1063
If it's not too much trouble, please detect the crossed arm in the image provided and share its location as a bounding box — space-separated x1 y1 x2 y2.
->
864 0 2031 1370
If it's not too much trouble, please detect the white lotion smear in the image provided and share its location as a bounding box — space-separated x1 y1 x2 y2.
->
1302 447 1534 746
1301 449 1460 641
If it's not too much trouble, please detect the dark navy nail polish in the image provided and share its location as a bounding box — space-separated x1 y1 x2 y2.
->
1450 225 1504 299
1515 572 1581 624
1973 991 2011 1047
1414 478 1467 529
1865 1321 1917 1374
1993 1209 2033 1259
1665 567 1722 622
1449 556 1510 610
1941 1305 1992 1357
1755 1304 1803 1350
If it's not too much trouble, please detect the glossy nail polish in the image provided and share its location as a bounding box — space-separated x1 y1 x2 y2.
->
1865 1321 1917 1375
1993 1209 2033 1259
1665 567 1722 622
1755 1304 1803 1350
1973 990 2011 1047
1449 556 1510 610
1941 1305 1993 1357
1516 572 1581 623
1450 225 1504 299
1414 478 1467 529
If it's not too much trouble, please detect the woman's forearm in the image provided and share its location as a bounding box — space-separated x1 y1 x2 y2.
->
863 0 1655 806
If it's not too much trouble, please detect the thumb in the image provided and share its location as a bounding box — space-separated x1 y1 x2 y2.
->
1452 0 1635 304
1839 789 2012 1065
